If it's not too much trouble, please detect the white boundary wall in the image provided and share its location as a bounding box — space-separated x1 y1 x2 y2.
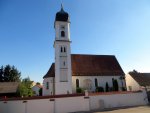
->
0 91 148 113
0 96 89 113
90 91 148 110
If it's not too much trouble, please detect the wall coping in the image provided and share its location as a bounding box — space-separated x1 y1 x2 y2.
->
0 91 142 101
89 91 142 96
0 93 84 101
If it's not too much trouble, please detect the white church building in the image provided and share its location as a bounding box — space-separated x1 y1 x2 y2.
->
43 6 126 96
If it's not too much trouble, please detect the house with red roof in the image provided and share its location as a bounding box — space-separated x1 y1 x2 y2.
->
32 84 43 96
126 71 150 91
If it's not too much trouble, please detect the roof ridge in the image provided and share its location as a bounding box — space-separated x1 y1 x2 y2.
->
71 54 115 57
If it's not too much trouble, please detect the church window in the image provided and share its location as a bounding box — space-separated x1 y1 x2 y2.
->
63 61 65 66
61 47 63 52
95 78 98 87
76 79 79 88
46 82 49 89
64 47 66 52
61 31 65 37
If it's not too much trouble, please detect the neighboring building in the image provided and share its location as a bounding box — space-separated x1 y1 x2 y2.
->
126 71 150 91
43 5 126 96
0 82 19 97
31 81 36 87
32 84 43 96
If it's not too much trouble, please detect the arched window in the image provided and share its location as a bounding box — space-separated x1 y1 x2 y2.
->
61 31 65 37
63 61 65 66
95 78 98 87
76 79 79 88
46 82 49 89
64 47 66 52
61 47 63 52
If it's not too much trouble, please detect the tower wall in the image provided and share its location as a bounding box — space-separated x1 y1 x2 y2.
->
54 20 72 95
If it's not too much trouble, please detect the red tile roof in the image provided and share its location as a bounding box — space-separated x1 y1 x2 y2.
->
129 72 150 86
43 54 124 78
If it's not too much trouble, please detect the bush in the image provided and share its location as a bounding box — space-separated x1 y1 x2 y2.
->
76 87 83 93
109 87 114 92
96 87 104 92
121 87 126 91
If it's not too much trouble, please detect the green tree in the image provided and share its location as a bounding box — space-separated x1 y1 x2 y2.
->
17 83 28 97
0 65 21 82
0 66 4 82
112 78 115 91
36 82 41 85
105 82 109 92
114 79 119 91
17 77 33 97
112 78 119 91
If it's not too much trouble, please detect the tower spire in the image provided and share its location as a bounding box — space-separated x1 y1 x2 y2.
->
61 3 64 11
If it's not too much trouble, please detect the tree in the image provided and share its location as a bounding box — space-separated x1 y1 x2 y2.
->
112 78 115 91
0 66 4 82
17 77 33 97
114 79 119 91
105 82 109 92
0 65 21 82
112 78 119 91
36 82 41 85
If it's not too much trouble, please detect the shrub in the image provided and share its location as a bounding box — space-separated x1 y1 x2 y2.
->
96 87 104 92
76 87 83 93
109 87 114 92
121 87 126 91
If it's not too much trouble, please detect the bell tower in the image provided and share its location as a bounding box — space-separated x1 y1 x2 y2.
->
54 5 72 94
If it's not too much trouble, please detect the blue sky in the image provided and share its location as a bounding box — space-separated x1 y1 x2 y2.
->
0 0 150 83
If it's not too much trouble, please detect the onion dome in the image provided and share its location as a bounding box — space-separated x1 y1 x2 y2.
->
55 4 70 22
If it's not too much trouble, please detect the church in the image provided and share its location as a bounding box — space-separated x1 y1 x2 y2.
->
43 6 126 96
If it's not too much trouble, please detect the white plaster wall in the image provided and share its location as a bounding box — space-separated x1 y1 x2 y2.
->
27 99 54 113
72 76 124 93
54 41 72 95
0 99 54 113
0 97 89 113
90 91 148 110
55 21 70 41
55 96 89 113
43 77 54 96
55 82 72 94
0 101 24 113
126 74 141 91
